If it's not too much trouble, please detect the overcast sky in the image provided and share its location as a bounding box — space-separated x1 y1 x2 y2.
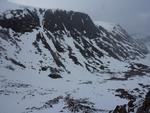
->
6 0 150 36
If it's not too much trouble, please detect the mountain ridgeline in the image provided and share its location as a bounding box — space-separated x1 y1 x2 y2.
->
1 3 150 113
0 7 148 74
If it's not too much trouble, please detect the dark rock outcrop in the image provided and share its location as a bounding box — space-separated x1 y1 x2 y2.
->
137 90 150 113
113 105 127 113
0 9 39 33
48 73 62 79
0 5 148 74
125 63 150 78
43 10 99 39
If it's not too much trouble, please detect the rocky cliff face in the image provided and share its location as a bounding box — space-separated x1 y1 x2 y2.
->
0 2 150 113
0 7 148 74
95 22 148 60
0 9 40 32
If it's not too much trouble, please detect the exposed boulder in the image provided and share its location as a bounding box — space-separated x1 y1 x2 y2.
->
48 73 62 79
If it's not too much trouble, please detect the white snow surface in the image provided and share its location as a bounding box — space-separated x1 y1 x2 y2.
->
0 59 150 113
0 2 150 113
0 26 149 112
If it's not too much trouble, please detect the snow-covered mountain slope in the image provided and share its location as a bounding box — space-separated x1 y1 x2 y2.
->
0 1 150 113
131 34 150 54
95 21 148 60
143 36 150 50
95 21 115 32
0 8 148 74
137 36 150 51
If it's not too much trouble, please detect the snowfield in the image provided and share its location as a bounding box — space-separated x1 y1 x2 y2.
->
0 56 150 113
0 1 150 113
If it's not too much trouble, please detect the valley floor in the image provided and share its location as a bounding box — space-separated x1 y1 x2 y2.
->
0 54 150 113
